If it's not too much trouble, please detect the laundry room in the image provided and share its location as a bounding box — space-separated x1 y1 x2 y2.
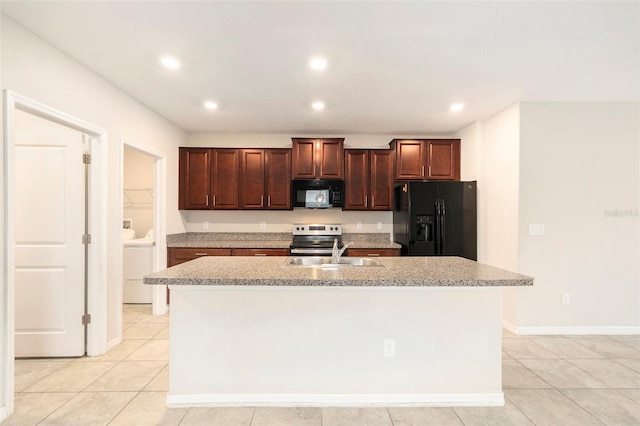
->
122 145 155 304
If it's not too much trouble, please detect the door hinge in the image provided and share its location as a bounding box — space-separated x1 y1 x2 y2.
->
83 153 92 164
82 234 92 244
82 313 91 325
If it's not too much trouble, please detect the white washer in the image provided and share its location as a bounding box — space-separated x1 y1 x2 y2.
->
123 229 154 303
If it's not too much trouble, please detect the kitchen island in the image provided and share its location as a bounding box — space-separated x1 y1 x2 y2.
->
144 256 532 408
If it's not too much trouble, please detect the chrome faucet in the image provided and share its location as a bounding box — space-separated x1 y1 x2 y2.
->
332 239 353 264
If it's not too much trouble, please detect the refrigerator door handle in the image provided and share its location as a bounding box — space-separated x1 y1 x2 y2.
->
434 199 441 255
440 199 446 255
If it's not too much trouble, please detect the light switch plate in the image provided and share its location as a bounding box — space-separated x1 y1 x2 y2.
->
260 221 266 230
357 222 363 230
528 224 545 236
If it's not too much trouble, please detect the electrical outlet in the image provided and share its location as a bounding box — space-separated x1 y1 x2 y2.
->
383 339 396 358
377 221 383 230
357 221 363 230
203 221 209 230
562 293 570 305
260 221 266 230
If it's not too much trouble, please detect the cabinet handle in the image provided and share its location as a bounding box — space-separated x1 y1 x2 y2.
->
206 195 209 206
428 166 432 176
261 195 264 206
421 166 425 177
253 253 267 256
195 253 208 256
267 195 271 207
313 165 316 176
365 196 368 207
367 253 380 257
212 195 216 206
371 196 375 207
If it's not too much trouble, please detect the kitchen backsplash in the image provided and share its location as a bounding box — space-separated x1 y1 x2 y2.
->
180 209 393 234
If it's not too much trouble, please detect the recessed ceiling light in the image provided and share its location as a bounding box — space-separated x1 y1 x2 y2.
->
450 103 465 112
309 57 327 71
203 101 218 110
160 56 181 70
312 101 325 111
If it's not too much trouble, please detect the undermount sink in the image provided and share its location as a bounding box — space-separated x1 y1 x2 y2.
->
284 256 386 268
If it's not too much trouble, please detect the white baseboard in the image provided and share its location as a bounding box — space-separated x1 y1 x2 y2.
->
0 406 8 422
503 320 640 335
166 393 504 408
106 335 122 352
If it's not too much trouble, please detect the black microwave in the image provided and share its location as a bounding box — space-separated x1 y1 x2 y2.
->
291 179 344 209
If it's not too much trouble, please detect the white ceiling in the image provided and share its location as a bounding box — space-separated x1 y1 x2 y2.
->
1 1 638 135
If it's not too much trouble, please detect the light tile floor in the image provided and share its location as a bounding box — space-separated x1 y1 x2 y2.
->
6 304 640 425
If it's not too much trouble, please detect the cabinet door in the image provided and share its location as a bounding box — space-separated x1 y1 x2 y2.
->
167 247 233 267
211 149 240 209
394 140 425 180
232 248 289 256
346 248 400 257
344 150 369 210
240 149 265 209
179 148 211 210
426 139 460 180
265 149 291 209
318 139 344 179
370 150 394 210
291 138 316 178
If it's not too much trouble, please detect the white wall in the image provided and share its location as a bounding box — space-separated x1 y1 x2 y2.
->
123 146 155 238
0 16 186 351
478 104 521 326
517 102 639 330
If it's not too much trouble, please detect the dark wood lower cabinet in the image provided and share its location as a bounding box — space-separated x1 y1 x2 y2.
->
346 248 400 257
231 248 289 256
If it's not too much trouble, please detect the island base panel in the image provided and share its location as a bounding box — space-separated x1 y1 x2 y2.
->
168 285 503 407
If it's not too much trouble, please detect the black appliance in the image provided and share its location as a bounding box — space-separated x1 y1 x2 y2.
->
289 224 343 256
393 181 477 260
291 179 343 209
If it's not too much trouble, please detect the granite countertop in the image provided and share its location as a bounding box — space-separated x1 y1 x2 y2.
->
144 256 533 287
166 232 402 250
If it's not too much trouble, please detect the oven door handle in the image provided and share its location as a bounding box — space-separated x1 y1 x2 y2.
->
290 248 333 255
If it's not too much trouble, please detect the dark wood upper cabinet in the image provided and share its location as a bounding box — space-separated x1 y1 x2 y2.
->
344 149 393 211
390 139 460 181
240 149 265 209
211 149 240 209
179 148 211 210
240 148 291 209
369 150 394 210
265 149 291 209
344 150 369 210
426 140 460 180
178 148 239 210
292 138 344 179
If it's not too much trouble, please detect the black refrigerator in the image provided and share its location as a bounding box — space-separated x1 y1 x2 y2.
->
393 181 477 260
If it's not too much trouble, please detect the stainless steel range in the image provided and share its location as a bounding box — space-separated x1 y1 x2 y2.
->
289 224 343 256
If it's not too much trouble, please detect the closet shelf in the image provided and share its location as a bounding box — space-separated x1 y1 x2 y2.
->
124 188 153 209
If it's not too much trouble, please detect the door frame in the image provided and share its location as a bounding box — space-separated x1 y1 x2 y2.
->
1 90 108 417
118 137 168 322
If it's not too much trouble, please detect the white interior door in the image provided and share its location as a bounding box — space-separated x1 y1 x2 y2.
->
14 110 87 357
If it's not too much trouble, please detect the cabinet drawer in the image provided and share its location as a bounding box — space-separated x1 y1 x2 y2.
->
167 247 232 266
346 248 400 257
232 248 290 256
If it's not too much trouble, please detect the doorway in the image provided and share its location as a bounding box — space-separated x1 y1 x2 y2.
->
119 138 167 323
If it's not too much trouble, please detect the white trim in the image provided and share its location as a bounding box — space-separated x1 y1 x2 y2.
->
120 137 168 316
106 336 123 352
2 90 108 417
0 406 8 422
166 393 505 408
503 320 640 335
